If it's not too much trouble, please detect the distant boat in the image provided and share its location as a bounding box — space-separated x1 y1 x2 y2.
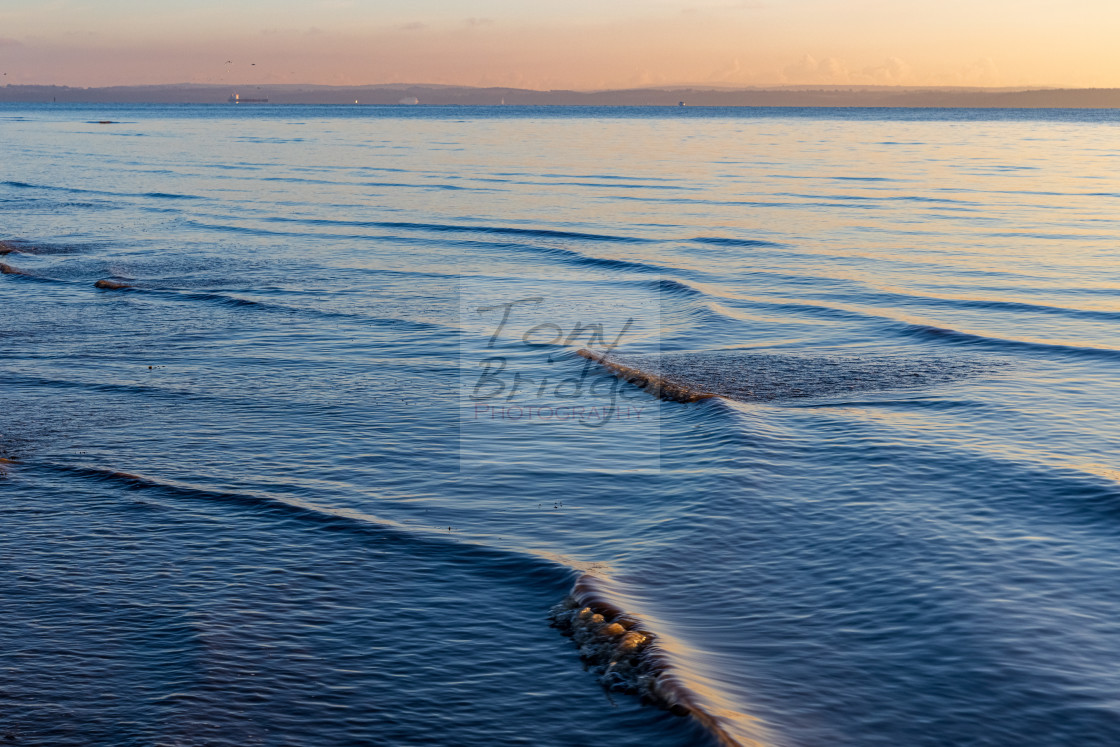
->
398 96 420 105
229 93 268 104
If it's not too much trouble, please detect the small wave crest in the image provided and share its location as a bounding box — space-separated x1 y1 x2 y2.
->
690 237 787 249
577 349 717 403
267 216 648 244
141 191 202 200
649 277 706 298
38 462 577 589
900 323 1120 361
551 575 747 746
1 180 199 201
0 238 90 255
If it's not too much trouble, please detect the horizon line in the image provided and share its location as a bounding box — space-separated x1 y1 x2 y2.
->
6 82 1118 94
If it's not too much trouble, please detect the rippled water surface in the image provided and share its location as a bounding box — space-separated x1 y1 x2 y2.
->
2 104 1119 746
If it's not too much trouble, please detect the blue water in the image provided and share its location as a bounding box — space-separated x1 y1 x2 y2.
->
2 104 1120 746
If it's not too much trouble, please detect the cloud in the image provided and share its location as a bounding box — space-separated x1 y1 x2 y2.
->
781 54 850 84
0 37 24 48
465 18 493 27
399 22 426 32
775 54 920 85
859 57 912 85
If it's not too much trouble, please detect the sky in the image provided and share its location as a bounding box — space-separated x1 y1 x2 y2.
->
1 0 1119 89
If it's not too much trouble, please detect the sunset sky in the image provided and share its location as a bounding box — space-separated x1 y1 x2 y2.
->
2 0 1119 89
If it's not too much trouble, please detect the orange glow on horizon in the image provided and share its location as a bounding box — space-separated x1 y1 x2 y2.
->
1 1 1119 89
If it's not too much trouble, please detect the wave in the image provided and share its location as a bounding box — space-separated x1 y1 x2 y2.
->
646 287 1120 361
89 283 451 331
26 458 747 737
260 176 484 191
899 323 1120 360
690 237 787 249
1 180 45 190
186 218 669 275
142 192 202 200
830 175 898 182
178 291 276 310
0 262 449 330
831 288 1120 324
775 192 978 208
1 180 200 201
544 173 682 182
0 262 56 283
511 245 664 274
2 372 208 401
264 216 650 244
0 238 92 255
168 290 449 331
579 348 1003 404
35 462 577 583
576 349 717 403
649 277 707 298
551 575 753 747
29 458 744 741
474 177 689 191
235 137 307 144
365 181 478 191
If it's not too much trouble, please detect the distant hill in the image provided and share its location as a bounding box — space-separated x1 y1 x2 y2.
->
3 83 1120 108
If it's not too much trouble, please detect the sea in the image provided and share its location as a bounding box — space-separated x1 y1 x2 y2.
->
2 103 1119 746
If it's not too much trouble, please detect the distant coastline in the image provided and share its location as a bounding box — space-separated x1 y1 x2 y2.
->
3 83 1120 108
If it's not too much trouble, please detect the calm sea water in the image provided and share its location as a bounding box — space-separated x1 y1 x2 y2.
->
2 104 1119 746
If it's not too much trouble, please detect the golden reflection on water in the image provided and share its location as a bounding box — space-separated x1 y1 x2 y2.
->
1076 463 1120 484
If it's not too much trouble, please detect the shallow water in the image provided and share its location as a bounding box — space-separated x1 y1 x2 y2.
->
2 104 1119 746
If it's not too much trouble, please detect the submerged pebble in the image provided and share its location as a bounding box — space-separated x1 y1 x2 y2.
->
550 598 676 708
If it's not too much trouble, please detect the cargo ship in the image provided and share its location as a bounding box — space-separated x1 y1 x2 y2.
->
228 93 268 104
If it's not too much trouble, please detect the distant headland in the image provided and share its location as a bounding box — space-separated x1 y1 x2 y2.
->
3 83 1120 108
